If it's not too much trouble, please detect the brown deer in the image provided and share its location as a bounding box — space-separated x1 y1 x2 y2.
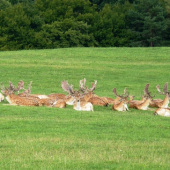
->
1 81 39 106
150 82 170 108
79 78 108 107
112 88 129 111
154 108 170 117
17 81 48 99
129 84 152 110
61 80 93 111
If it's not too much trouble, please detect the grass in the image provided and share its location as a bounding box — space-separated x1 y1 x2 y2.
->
0 47 170 170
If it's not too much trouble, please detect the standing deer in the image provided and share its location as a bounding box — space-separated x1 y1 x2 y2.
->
61 80 94 111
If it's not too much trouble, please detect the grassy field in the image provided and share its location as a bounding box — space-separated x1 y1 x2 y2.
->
0 47 170 170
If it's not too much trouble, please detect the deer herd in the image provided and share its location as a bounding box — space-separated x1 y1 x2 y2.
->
0 79 170 117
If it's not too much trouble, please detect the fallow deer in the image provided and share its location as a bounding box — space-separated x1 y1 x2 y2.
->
61 80 93 111
150 82 170 108
79 78 108 106
129 84 152 110
1 81 39 106
112 88 129 111
154 108 170 117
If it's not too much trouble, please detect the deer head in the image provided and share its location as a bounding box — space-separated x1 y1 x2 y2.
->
156 82 169 95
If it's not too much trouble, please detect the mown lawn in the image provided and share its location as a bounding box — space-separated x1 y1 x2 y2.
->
0 47 170 170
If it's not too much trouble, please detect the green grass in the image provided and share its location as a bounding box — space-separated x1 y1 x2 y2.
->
0 47 170 170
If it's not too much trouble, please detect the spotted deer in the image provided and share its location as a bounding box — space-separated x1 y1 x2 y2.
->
61 80 94 111
129 84 152 110
112 88 129 111
79 78 108 106
1 81 39 106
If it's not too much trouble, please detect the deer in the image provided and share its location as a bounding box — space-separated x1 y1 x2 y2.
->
1 81 39 106
61 80 94 111
154 108 170 117
129 84 153 110
112 88 129 111
78 78 109 107
17 80 48 99
150 82 170 108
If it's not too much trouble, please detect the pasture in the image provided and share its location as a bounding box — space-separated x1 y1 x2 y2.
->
0 47 170 170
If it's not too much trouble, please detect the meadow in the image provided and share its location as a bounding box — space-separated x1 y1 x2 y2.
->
0 47 170 170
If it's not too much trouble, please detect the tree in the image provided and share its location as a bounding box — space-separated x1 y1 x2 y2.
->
91 2 133 47
128 0 169 47
0 0 11 10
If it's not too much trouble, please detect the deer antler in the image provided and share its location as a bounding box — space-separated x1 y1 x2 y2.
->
15 80 24 93
163 82 168 94
61 80 74 95
90 80 97 92
156 82 169 95
22 81 32 97
9 81 15 91
143 83 155 98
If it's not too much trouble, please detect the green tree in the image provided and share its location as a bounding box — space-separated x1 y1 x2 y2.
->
128 0 168 47
34 18 97 49
0 0 11 10
0 4 35 50
91 2 133 47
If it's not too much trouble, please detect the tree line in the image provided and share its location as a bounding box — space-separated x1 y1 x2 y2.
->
0 0 170 50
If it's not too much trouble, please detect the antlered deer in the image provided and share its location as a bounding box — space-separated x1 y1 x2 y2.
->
129 84 152 110
1 81 39 106
112 88 129 111
150 82 170 108
61 80 94 111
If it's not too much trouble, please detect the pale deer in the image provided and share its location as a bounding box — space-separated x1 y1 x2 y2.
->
154 108 170 117
112 88 129 111
61 80 94 111
1 81 39 106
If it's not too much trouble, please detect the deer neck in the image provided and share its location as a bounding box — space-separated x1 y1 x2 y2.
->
139 98 150 110
161 94 169 108
6 93 16 104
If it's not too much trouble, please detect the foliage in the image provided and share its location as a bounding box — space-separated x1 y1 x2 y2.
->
128 0 169 47
0 0 170 50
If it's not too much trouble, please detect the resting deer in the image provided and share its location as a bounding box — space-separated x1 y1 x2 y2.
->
129 84 152 110
17 80 48 99
79 78 108 106
150 82 170 108
61 80 93 111
1 81 39 106
154 108 170 117
112 88 129 111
